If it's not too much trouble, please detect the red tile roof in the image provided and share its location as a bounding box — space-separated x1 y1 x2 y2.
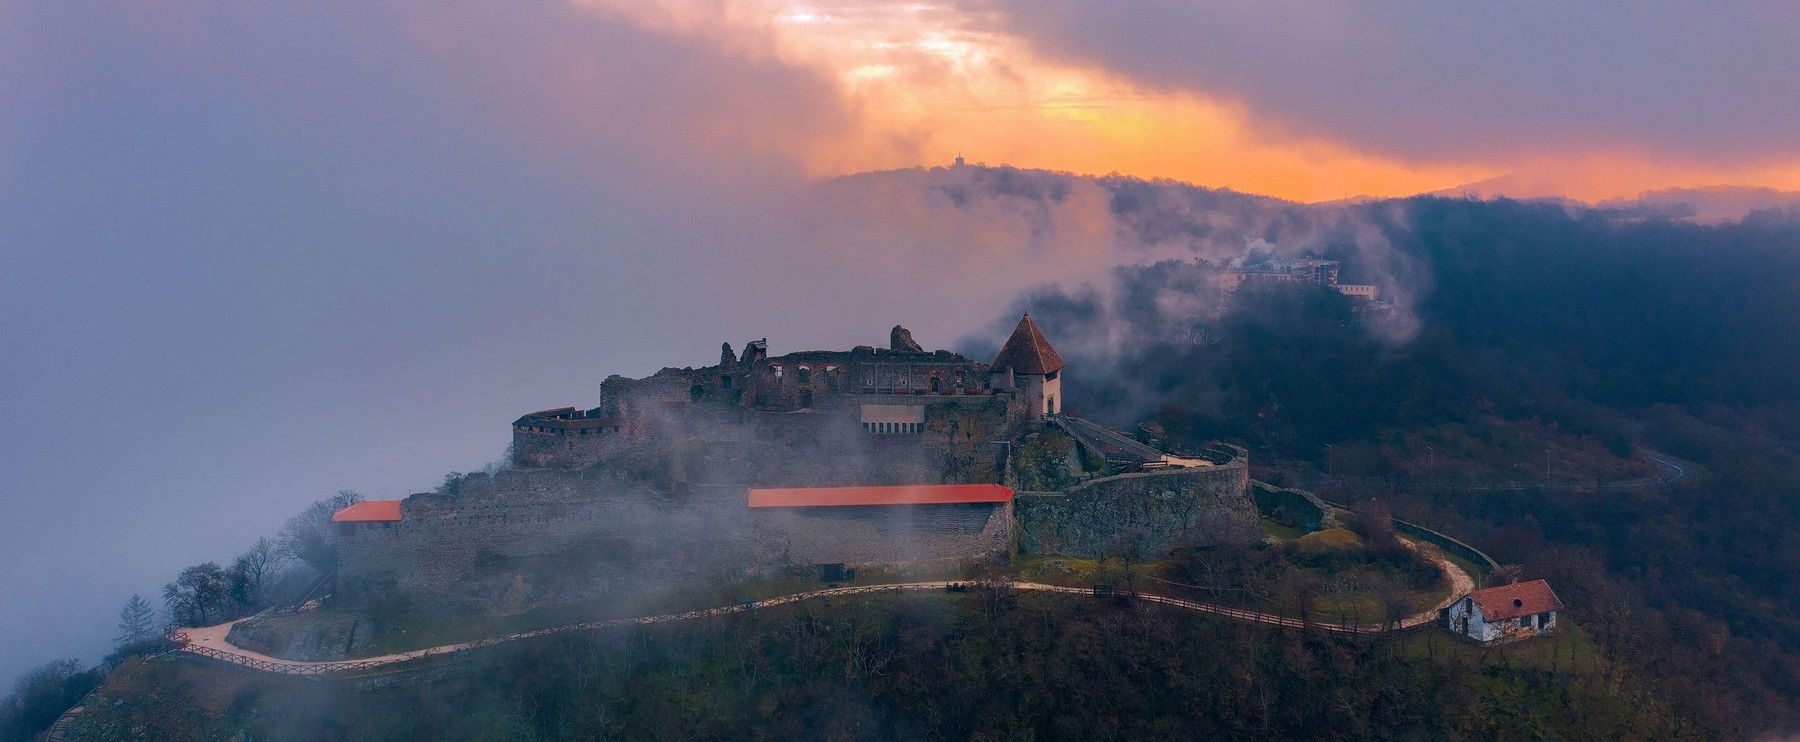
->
990 314 1064 375
331 500 404 522
1468 579 1564 622
748 484 1015 508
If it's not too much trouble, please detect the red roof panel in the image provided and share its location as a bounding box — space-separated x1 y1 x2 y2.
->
331 500 404 522
1468 579 1564 621
748 484 1014 508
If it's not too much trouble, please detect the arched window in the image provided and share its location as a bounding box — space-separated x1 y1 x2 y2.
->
797 365 811 384
930 376 941 393
1047 395 1056 415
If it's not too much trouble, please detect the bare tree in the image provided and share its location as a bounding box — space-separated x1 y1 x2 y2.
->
1490 563 1524 586
163 563 230 626
229 537 287 608
278 490 361 573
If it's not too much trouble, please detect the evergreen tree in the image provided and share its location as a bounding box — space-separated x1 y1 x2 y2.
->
114 594 155 646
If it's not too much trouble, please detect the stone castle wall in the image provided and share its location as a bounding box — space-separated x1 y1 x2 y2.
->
1013 446 1253 557
517 326 1028 470
512 422 627 469
1250 481 1333 532
513 394 1014 488
334 469 763 616
752 502 1012 566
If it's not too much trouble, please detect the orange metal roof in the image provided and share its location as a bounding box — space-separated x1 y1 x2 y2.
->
331 500 404 522
1468 579 1564 621
748 484 1015 508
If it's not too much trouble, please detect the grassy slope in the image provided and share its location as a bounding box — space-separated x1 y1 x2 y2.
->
335 522 1451 660
74 591 1684 741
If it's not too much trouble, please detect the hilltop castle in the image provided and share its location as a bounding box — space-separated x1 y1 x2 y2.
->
332 315 1254 616
511 315 1066 469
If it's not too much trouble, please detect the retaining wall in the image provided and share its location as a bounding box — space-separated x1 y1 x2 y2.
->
1250 481 1334 532
335 469 763 616
1014 447 1253 557
753 502 1012 565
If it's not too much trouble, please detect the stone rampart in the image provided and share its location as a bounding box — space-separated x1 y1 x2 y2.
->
1250 481 1334 532
753 502 1012 566
335 469 763 616
1013 446 1253 557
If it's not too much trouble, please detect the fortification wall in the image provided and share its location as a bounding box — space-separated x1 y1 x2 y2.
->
1250 481 1334 532
752 502 1012 566
1013 447 1253 557
512 427 627 469
335 469 765 617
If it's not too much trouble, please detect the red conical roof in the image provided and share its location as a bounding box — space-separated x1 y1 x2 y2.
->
990 313 1064 374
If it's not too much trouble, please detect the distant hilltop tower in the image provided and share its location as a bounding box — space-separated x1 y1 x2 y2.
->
989 313 1064 418
953 153 965 167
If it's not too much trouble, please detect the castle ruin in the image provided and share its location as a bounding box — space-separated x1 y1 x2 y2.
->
511 314 1064 470
333 316 1254 615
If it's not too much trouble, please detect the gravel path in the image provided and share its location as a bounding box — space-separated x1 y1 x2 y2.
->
171 549 1471 676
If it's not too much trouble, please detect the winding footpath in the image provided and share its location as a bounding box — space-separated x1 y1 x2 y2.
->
170 549 1472 678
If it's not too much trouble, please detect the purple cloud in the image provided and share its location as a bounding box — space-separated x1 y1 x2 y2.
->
966 0 1800 163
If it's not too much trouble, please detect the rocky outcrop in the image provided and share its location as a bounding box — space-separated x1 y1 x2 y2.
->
890 325 925 353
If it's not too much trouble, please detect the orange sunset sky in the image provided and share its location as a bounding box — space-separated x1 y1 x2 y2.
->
595 0 1800 203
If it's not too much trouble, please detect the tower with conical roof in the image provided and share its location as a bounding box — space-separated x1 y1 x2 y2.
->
989 313 1065 419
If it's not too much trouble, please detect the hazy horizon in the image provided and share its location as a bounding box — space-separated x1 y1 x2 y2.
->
6 0 1800 689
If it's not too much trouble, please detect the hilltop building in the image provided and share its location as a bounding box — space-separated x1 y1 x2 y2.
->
1445 579 1564 644
1224 256 1382 303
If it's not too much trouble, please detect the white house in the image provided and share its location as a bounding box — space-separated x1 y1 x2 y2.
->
1445 579 1565 644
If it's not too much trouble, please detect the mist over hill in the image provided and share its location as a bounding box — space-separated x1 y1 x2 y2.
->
938 173 1800 734
11 163 1800 738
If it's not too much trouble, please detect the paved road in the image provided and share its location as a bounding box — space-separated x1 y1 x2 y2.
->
1052 415 1167 464
1630 451 1691 489
170 544 1471 677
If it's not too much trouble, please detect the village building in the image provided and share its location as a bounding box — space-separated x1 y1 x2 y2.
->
1223 256 1382 303
1445 579 1565 643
